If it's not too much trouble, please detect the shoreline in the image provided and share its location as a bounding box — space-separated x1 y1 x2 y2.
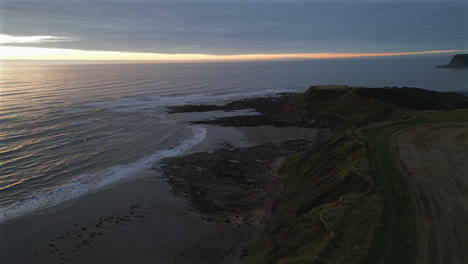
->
3 86 467 263
1 93 330 263
162 137 331 263
0 125 207 225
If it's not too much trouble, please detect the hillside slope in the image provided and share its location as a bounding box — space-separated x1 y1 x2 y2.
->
240 85 468 264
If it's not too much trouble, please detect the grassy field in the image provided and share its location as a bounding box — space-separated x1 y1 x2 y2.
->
362 114 468 264
391 122 468 264
240 86 468 264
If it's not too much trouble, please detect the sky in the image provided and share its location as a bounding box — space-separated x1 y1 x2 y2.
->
0 0 466 61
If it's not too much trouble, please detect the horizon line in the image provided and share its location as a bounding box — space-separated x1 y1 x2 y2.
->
0 46 465 62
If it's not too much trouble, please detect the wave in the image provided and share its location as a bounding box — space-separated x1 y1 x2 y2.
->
0 125 207 223
83 87 302 113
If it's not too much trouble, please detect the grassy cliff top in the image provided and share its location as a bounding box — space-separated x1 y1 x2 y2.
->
241 85 468 264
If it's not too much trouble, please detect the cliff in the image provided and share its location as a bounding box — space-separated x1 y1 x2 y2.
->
241 86 468 264
436 54 468 68
164 86 468 264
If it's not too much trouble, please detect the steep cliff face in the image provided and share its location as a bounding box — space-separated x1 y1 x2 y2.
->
437 54 468 68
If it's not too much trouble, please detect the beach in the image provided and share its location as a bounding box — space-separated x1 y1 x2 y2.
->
0 94 331 264
2 84 468 264
1 57 467 264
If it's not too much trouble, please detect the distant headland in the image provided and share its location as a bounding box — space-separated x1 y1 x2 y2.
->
436 54 468 68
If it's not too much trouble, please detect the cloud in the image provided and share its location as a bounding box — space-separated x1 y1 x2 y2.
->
0 34 72 44
1 1 466 54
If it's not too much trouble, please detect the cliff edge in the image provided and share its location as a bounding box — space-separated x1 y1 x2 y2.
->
436 54 468 68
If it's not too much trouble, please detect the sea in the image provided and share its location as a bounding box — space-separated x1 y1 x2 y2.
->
1 55 467 222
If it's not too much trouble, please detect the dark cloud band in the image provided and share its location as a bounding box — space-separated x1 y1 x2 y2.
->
1 1 466 54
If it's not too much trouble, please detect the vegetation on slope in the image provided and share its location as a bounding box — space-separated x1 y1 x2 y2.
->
240 85 468 264
355 87 468 110
241 132 384 264
287 85 408 130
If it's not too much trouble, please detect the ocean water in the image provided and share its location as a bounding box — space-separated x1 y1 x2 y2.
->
0 55 467 222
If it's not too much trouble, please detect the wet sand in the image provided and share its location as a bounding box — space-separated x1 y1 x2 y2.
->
0 175 214 264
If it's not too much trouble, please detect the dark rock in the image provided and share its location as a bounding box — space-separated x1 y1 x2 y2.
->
166 93 298 114
436 54 468 68
161 138 329 226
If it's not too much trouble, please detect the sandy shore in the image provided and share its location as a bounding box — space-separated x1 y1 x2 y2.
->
0 172 215 264
0 96 331 264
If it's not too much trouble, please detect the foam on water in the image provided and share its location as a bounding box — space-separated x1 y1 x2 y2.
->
84 87 300 113
2 57 466 224
0 125 207 223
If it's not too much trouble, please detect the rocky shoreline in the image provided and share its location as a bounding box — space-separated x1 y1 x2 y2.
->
167 93 341 128
6 86 464 264
1 92 332 264
161 139 324 263
162 138 331 224
161 94 332 263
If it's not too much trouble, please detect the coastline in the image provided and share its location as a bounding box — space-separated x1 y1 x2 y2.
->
163 137 331 263
2 86 468 263
0 93 331 264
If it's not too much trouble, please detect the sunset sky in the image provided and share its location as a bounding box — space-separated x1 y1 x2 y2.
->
0 0 466 61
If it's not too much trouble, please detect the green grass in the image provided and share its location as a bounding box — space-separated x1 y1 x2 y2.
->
358 121 417 264
355 87 468 110
360 109 468 264
288 85 408 130
240 85 468 264
241 132 383 264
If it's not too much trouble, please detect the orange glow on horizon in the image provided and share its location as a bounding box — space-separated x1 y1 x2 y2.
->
0 46 464 61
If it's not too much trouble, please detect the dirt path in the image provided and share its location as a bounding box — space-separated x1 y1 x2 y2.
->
391 123 468 264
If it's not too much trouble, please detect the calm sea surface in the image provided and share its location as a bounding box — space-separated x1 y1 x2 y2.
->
1 55 467 222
